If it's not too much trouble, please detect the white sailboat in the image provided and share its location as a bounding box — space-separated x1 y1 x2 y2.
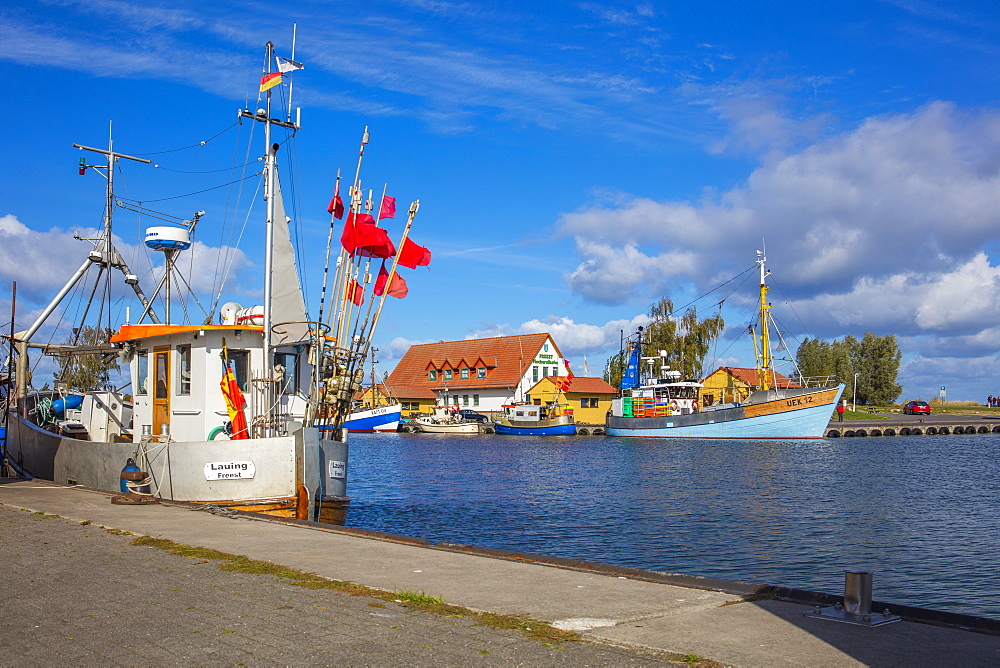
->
2 40 421 523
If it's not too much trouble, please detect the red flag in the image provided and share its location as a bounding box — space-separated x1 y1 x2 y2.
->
341 212 395 258
379 195 396 220
344 278 364 305
327 194 344 219
559 359 574 391
221 364 249 439
397 237 431 269
374 261 408 298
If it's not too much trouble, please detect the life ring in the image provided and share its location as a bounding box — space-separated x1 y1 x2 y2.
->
692 399 699 411
670 400 679 411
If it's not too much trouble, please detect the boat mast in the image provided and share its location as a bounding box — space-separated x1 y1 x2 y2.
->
756 249 772 392
13 141 158 399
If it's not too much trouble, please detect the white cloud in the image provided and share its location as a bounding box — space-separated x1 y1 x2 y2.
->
557 102 1000 345
0 214 253 326
466 314 651 356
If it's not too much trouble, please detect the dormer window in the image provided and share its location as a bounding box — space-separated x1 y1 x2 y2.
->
429 370 437 381
460 368 469 380
477 367 486 379
445 369 453 380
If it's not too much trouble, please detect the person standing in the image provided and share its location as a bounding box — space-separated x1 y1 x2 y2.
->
837 401 845 422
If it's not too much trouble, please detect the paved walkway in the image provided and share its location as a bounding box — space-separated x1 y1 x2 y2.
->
1 478 998 666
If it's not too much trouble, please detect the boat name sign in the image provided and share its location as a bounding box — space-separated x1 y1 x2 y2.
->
204 461 256 480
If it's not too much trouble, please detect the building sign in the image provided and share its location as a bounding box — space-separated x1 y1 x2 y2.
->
329 460 347 479
204 461 255 480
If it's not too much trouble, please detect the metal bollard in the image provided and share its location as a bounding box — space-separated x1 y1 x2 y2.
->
844 570 872 618
804 569 900 627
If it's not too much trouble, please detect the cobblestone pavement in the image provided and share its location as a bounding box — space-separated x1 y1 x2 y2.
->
0 505 679 666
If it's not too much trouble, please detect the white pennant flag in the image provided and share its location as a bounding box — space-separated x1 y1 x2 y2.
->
276 56 304 73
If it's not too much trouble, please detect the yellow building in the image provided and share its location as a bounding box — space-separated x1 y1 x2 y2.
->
700 366 800 406
525 376 618 425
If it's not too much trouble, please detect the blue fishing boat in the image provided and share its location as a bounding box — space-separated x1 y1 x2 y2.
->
494 402 576 436
606 251 844 439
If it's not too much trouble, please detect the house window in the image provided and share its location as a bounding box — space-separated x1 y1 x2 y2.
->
542 367 549 377
473 394 479 406
532 366 539 382
135 351 149 395
460 368 469 380
543 343 549 352
462 395 469 406
176 345 191 395
274 352 298 394
445 369 453 381
477 367 486 379
580 397 599 408
429 370 437 381
402 401 417 410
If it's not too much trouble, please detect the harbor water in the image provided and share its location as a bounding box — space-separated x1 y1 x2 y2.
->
346 432 1000 621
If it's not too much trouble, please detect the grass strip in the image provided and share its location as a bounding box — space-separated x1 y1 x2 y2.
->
131 536 580 644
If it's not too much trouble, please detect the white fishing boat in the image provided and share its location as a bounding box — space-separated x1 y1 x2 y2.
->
342 403 402 433
606 251 844 439
413 406 480 434
2 39 428 522
340 348 401 433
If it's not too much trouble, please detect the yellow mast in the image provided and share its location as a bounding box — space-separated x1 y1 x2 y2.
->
756 249 772 391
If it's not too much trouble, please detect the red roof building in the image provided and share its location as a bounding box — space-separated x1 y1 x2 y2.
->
384 333 570 416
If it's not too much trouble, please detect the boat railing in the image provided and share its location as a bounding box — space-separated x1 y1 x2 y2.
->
798 375 835 388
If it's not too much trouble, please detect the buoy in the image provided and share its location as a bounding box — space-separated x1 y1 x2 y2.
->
51 394 84 415
119 458 151 496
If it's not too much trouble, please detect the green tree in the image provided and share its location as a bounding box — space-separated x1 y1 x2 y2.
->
645 298 725 380
853 333 902 404
795 333 901 404
603 348 627 388
55 326 120 391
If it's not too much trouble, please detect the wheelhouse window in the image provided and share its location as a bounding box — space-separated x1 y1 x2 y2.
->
229 350 250 391
274 352 298 395
135 351 149 395
176 345 191 395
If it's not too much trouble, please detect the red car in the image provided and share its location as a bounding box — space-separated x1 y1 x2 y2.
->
903 400 931 415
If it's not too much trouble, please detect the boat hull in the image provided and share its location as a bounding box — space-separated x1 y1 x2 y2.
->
4 413 350 524
342 404 401 433
414 420 480 434
494 418 576 436
606 386 843 439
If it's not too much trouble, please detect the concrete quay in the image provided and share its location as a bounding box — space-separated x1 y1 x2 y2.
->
1 478 999 667
826 413 1000 438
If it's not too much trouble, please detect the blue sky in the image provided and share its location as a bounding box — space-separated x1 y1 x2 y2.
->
3 0 1000 402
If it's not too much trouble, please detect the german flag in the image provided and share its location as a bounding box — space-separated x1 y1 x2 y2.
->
259 72 283 92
